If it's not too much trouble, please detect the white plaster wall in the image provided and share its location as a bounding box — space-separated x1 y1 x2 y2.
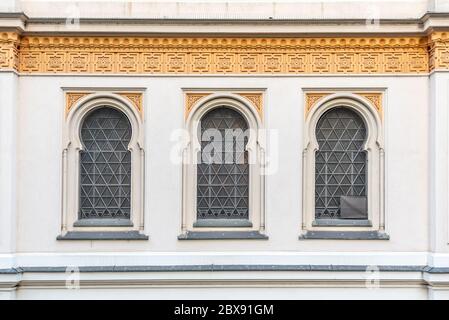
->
0 0 19 12
0 72 17 257
15 75 428 256
18 0 429 20
429 72 449 256
15 286 428 300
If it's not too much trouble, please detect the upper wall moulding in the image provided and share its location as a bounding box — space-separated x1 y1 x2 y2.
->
0 34 436 74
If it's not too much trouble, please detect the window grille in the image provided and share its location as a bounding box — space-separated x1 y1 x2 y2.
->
197 107 249 220
315 107 367 219
79 107 132 219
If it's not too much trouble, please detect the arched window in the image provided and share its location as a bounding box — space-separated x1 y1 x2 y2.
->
79 107 132 220
197 107 249 221
315 107 367 219
60 93 146 240
302 94 387 240
180 94 266 239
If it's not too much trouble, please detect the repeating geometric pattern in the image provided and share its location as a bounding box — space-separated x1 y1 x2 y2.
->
79 107 132 219
14 36 430 74
315 107 367 219
197 107 249 220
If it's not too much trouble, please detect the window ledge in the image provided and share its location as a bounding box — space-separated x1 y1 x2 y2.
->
178 231 268 240
299 231 389 240
73 219 133 227
193 219 253 228
312 219 372 227
57 231 148 240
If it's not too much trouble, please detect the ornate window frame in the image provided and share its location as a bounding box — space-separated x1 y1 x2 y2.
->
179 93 267 240
301 92 388 240
58 92 147 240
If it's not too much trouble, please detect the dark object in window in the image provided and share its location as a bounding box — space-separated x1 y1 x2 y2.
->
79 107 132 220
315 107 367 219
340 196 367 219
197 107 249 220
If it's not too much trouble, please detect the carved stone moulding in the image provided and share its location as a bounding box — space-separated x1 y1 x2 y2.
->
305 91 384 119
65 91 143 116
1 35 432 74
185 92 264 119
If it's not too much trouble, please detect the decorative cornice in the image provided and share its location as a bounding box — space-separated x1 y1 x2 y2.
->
5 35 430 74
6 33 449 74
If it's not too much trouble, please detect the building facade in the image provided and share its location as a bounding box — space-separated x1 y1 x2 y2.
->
1 0 449 299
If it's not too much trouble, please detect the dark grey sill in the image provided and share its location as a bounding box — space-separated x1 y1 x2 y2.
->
0 265 432 274
73 219 133 227
178 231 268 240
193 219 253 228
312 219 372 227
57 231 148 240
299 231 390 240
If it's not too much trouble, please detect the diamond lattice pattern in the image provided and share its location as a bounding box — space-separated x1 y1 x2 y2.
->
315 107 367 219
197 107 249 220
79 107 132 219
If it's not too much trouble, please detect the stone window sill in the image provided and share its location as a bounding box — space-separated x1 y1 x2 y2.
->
193 219 253 228
299 231 389 240
312 219 372 227
73 219 133 227
178 231 268 240
57 231 148 240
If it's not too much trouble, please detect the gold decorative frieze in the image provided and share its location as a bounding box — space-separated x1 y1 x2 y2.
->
7 34 449 74
65 91 143 116
305 91 383 118
0 32 19 71
8 36 429 74
429 32 449 71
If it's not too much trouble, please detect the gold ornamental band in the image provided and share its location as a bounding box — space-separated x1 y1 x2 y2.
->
2 32 449 74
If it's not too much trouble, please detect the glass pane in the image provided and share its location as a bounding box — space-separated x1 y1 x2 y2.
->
315 107 367 219
79 107 132 220
197 107 249 220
